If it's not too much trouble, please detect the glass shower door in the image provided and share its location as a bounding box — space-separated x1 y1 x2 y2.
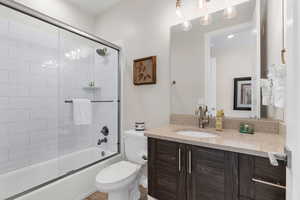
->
58 30 119 176
0 5 60 198
0 3 120 199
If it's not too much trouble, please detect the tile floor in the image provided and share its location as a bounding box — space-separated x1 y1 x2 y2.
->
85 186 148 200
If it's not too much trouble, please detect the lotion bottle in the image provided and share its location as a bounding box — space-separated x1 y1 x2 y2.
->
216 110 224 131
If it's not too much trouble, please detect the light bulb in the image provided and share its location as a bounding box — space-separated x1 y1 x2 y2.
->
182 20 192 31
175 0 183 19
176 8 183 18
200 14 212 26
224 6 237 19
198 0 206 9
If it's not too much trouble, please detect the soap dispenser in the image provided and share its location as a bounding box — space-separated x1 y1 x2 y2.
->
216 110 224 131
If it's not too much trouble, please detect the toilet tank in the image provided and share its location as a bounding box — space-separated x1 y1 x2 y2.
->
124 130 147 165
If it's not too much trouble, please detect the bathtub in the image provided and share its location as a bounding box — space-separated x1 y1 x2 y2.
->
0 147 119 199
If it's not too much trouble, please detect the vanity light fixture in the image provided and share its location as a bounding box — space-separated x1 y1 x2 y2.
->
199 0 212 26
176 0 183 18
176 0 192 31
224 0 237 19
176 0 237 30
176 8 183 18
198 0 206 9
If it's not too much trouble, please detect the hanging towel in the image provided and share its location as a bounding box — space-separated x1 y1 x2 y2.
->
268 64 286 109
261 79 272 106
72 98 92 125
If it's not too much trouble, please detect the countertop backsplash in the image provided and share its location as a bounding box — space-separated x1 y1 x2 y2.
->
170 114 284 134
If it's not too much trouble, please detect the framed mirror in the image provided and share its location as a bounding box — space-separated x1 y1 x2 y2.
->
170 0 285 120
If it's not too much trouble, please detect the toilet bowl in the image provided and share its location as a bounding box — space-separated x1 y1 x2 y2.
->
95 130 147 200
96 161 141 200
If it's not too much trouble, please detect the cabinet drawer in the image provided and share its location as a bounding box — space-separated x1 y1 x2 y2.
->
254 182 285 200
254 156 286 185
239 154 286 200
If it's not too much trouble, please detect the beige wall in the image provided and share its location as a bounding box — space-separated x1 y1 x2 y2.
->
95 0 249 129
286 0 300 198
95 0 177 130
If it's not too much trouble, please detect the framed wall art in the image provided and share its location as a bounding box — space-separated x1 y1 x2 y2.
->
133 56 156 85
234 77 252 111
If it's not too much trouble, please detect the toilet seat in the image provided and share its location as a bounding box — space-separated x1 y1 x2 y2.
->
96 161 141 185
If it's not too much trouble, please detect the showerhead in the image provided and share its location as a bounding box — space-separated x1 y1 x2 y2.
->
96 48 107 56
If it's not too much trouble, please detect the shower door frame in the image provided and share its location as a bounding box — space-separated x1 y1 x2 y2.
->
0 0 122 199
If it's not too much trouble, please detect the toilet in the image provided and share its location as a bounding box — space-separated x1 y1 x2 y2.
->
96 130 147 200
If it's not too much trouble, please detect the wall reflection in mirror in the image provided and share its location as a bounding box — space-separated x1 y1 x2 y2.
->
170 0 285 120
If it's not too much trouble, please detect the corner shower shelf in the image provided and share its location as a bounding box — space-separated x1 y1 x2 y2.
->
64 100 115 103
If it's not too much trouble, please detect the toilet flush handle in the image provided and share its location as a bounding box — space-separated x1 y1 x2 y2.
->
142 155 148 161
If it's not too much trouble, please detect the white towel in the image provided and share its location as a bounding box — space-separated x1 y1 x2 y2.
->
72 98 92 125
268 64 286 108
261 79 272 106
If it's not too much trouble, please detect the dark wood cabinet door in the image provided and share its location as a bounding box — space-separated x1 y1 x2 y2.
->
148 138 187 200
186 145 239 200
239 154 286 200
148 138 286 200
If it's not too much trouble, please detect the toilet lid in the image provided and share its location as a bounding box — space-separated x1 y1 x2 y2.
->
96 161 140 184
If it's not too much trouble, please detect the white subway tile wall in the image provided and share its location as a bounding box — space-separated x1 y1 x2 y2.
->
0 6 119 198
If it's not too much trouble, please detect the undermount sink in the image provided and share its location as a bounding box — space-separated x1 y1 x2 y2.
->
176 130 217 138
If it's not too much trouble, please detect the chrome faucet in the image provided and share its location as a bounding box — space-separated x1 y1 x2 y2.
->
195 105 210 128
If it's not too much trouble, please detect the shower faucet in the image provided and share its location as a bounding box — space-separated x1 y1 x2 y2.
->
101 126 109 136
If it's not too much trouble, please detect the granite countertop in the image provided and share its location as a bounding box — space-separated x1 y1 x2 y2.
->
144 125 285 158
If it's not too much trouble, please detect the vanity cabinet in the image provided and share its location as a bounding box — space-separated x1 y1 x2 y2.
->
148 138 286 200
186 145 239 200
148 138 186 200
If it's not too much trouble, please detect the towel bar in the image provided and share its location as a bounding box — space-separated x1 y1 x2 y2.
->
64 100 118 103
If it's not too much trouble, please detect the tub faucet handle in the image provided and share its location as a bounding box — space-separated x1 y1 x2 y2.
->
97 137 108 146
